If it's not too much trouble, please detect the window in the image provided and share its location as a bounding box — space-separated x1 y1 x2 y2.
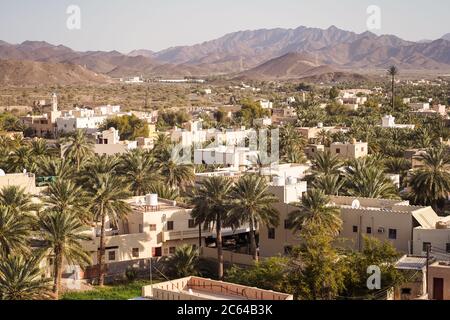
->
268 228 276 239
132 248 139 258
108 251 116 261
167 221 174 231
361 147 365 152
353 226 358 233
335 148 341 154
366 227 372 234
169 247 176 254
447 243 450 253
152 247 162 257
188 219 195 229
388 228 397 240
284 220 291 229
139 224 143 233
149 224 157 231
401 288 412 295
423 242 431 252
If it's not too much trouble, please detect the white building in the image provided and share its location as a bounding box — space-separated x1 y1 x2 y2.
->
56 115 107 134
171 120 249 148
381 115 415 130
258 99 273 109
94 105 121 116
194 146 259 168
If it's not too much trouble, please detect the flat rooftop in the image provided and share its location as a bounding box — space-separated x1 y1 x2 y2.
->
143 276 293 301
127 196 190 213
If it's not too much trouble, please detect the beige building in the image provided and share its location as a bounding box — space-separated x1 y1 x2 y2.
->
412 216 450 260
142 276 293 300
394 255 428 300
259 195 440 257
428 261 450 300
0 171 43 195
92 127 137 156
20 93 61 137
297 124 349 143
330 140 368 159
79 196 210 278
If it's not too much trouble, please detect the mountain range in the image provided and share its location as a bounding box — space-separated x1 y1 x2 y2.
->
0 26 449 84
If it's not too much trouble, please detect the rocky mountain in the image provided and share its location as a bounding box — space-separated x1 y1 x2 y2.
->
153 26 450 74
235 52 333 80
1 26 450 82
441 33 450 41
0 59 112 86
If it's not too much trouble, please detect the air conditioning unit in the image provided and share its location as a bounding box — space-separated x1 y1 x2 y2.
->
378 227 385 234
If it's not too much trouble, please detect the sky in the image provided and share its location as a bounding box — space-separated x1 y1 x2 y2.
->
0 0 449 53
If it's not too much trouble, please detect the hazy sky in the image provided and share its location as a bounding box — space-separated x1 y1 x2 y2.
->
0 0 449 53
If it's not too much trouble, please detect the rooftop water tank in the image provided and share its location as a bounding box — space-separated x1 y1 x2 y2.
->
145 194 158 206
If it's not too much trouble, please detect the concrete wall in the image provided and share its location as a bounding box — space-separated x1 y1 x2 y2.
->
200 247 255 266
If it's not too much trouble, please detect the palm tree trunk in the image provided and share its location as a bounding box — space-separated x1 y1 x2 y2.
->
98 208 106 286
198 223 202 248
391 76 395 111
249 216 258 261
216 218 224 280
52 248 63 300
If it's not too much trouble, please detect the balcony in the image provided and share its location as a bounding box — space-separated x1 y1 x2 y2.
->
162 229 210 242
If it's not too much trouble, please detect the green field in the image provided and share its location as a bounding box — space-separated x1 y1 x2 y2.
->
62 280 159 300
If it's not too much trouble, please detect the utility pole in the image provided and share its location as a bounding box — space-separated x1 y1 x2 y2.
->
149 256 153 298
426 243 431 298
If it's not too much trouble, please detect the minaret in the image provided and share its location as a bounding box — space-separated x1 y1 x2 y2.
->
51 93 58 112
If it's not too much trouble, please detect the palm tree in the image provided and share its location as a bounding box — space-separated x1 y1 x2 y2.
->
165 245 199 278
310 150 342 177
0 253 52 300
37 211 91 299
0 185 37 214
0 205 30 256
344 160 400 199
159 159 195 189
152 133 173 161
118 150 160 196
190 176 233 279
148 182 179 200
228 175 279 260
30 138 49 157
42 180 89 222
7 146 35 173
288 189 342 237
387 65 398 111
38 157 74 180
409 147 450 210
84 173 131 286
62 129 94 171
280 124 306 163
312 174 344 196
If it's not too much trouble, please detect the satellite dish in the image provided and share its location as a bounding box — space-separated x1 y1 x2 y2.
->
0 169 5 176
351 199 361 209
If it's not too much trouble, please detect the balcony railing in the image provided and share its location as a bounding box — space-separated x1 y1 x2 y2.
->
162 229 209 242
